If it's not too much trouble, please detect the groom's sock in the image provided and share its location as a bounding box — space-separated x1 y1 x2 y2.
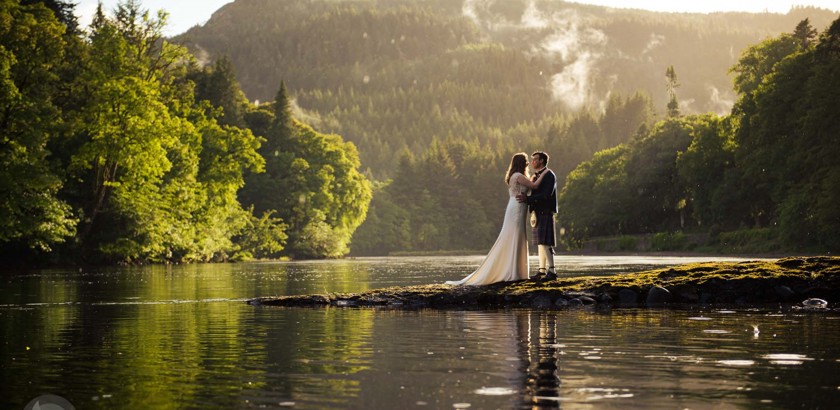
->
540 246 558 281
545 246 555 272
538 246 547 272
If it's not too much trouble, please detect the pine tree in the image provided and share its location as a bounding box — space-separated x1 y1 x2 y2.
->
665 65 680 118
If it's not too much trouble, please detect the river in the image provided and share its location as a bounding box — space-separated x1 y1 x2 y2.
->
2 255 838 409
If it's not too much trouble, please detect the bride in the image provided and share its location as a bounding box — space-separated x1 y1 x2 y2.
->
446 152 550 286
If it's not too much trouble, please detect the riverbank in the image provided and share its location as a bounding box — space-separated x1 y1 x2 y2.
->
248 256 840 309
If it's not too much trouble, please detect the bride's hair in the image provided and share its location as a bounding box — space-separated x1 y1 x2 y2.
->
505 152 529 184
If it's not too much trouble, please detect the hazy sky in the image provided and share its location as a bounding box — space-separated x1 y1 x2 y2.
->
75 0 840 36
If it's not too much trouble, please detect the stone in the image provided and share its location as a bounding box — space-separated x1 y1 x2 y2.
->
670 284 699 303
646 286 672 307
774 285 796 302
598 293 612 303
617 289 638 306
567 298 584 307
801 298 828 309
530 294 554 308
578 296 596 305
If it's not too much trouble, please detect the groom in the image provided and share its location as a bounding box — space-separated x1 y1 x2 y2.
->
517 151 558 281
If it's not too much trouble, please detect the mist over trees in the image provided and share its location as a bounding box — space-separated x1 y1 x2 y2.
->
176 0 837 179
558 17 840 253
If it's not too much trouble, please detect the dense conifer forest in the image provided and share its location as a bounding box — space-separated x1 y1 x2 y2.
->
177 0 837 179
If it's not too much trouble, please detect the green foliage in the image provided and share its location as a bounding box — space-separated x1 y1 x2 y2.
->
730 18 840 250
558 17 840 253
665 65 680 118
651 232 687 251
240 84 372 259
282 121 372 258
0 0 76 251
3 0 839 262
349 181 411 255
1 0 374 264
177 1 840 255
715 228 782 254
231 208 288 260
351 138 502 255
178 0 836 179
20 0 78 33
618 236 637 251
559 116 699 242
674 115 742 229
188 56 250 127
348 91 654 255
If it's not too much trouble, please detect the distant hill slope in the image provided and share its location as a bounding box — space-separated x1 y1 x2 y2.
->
174 0 837 177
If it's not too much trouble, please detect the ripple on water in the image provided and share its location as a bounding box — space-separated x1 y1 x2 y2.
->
762 353 814 365
644 354 701 363
717 360 756 366
577 388 634 401
474 387 516 396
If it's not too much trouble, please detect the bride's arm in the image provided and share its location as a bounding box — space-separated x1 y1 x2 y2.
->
516 169 551 189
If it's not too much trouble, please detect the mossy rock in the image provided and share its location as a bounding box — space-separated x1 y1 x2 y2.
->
248 256 840 309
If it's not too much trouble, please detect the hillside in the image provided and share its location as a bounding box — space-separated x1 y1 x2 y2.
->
174 0 837 178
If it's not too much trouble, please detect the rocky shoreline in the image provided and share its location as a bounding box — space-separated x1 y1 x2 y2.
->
247 256 840 309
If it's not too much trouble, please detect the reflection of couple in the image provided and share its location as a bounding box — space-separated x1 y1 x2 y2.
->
447 151 557 286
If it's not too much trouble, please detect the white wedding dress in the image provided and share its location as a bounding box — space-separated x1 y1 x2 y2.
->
446 172 529 285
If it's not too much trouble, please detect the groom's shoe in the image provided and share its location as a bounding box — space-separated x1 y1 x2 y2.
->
539 269 558 282
531 269 546 281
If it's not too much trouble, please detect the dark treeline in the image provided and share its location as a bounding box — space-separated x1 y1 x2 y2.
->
0 0 370 264
557 18 840 253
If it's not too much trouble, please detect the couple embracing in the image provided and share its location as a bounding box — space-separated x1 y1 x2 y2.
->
447 151 557 286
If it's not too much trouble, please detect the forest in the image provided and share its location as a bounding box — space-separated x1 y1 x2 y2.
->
2 0 839 264
0 0 370 264
174 0 838 255
353 17 840 255
178 0 838 179
557 17 840 253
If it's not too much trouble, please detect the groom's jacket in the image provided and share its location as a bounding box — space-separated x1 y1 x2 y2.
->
527 170 558 215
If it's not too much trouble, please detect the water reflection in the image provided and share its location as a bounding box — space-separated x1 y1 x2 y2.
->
2 256 838 409
518 312 562 408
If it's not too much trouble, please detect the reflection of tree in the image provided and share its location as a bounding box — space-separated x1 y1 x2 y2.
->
261 308 375 406
0 273 80 407
0 264 272 408
518 312 561 409
268 260 374 297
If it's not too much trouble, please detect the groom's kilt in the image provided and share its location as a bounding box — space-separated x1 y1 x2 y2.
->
532 212 556 246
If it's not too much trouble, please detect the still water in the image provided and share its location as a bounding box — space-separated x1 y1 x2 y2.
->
2 255 839 409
